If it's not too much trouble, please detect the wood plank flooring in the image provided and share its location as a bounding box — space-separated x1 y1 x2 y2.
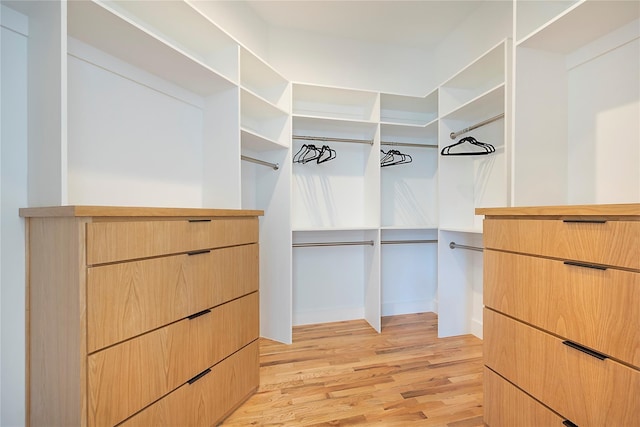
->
221 312 484 426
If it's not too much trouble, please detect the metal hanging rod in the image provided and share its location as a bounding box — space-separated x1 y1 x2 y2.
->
449 113 505 140
381 141 438 149
293 240 374 248
293 135 374 145
241 155 279 170
381 239 438 245
449 242 483 252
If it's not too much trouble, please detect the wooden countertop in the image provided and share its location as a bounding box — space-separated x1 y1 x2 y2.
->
19 205 264 218
476 203 639 218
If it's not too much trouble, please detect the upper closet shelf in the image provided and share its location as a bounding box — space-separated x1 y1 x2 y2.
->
105 0 239 82
241 128 288 152
293 83 379 122
293 116 378 142
381 120 438 141
441 84 505 124
68 1 236 96
517 0 640 52
380 91 438 126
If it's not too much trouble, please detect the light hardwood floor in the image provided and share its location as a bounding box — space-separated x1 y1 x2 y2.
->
222 312 484 426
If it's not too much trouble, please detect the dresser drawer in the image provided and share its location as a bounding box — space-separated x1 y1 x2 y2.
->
484 250 640 367
86 217 258 264
120 341 259 427
483 219 639 269
88 292 259 427
484 367 565 427
484 309 640 427
87 244 258 352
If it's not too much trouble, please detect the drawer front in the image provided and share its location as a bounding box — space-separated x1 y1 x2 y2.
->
483 219 639 269
88 292 259 427
87 244 259 352
484 367 565 427
484 309 640 427
119 341 259 427
86 217 258 264
484 250 640 367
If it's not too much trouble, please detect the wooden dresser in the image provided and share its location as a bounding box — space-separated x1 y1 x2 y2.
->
476 204 639 427
20 206 263 427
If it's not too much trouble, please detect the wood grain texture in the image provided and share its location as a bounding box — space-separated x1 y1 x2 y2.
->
484 309 640 427
476 203 640 217
484 250 640 367
19 205 263 218
120 341 260 427
483 219 640 269
222 312 484 427
483 367 564 427
88 292 259 426
27 217 87 427
86 217 258 264
87 243 258 352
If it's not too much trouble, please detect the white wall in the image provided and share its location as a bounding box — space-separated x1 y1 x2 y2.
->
67 44 205 207
1 4 29 426
567 23 640 204
269 27 435 95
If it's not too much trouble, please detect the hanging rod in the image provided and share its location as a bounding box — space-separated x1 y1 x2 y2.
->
293 135 374 145
449 113 505 140
293 240 374 248
381 141 438 148
241 155 279 170
449 242 483 252
381 239 438 245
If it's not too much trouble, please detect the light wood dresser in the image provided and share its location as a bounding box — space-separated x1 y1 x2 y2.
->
20 206 263 427
476 204 639 427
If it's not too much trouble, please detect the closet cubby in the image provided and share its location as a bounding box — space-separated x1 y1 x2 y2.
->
380 229 437 317
292 229 381 331
240 48 289 112
438 41 506 117
380 91 438 125
438 40 511 233
293 83 380 122
437 231 484 338
240 89 289 150
292 116 380 230
513 0 639 205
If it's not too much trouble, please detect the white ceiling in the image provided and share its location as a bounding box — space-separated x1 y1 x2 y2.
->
245 0 486 50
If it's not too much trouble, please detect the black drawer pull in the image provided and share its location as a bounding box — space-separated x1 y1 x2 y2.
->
188 309 211 320
563 261 607 271
563 420 578 427
188 249 211 256
562 219 606 224
188 219 211 223
562 340 608 360
187 368 211 385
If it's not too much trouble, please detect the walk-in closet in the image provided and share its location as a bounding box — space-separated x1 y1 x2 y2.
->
2 0 638 424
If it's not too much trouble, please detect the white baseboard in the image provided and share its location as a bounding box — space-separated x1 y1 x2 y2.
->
471 318 483 339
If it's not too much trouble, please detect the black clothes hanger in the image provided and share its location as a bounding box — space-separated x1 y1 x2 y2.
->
380 149 412 167
440 136 494 156
317 145 336 163
293 144 336 164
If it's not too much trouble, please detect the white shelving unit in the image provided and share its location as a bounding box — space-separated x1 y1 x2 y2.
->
513 0 640 206
8 0 637 351
437 39 511 338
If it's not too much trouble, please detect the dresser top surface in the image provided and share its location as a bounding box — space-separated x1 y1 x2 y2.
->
19 205 264 218
476 203 640 218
